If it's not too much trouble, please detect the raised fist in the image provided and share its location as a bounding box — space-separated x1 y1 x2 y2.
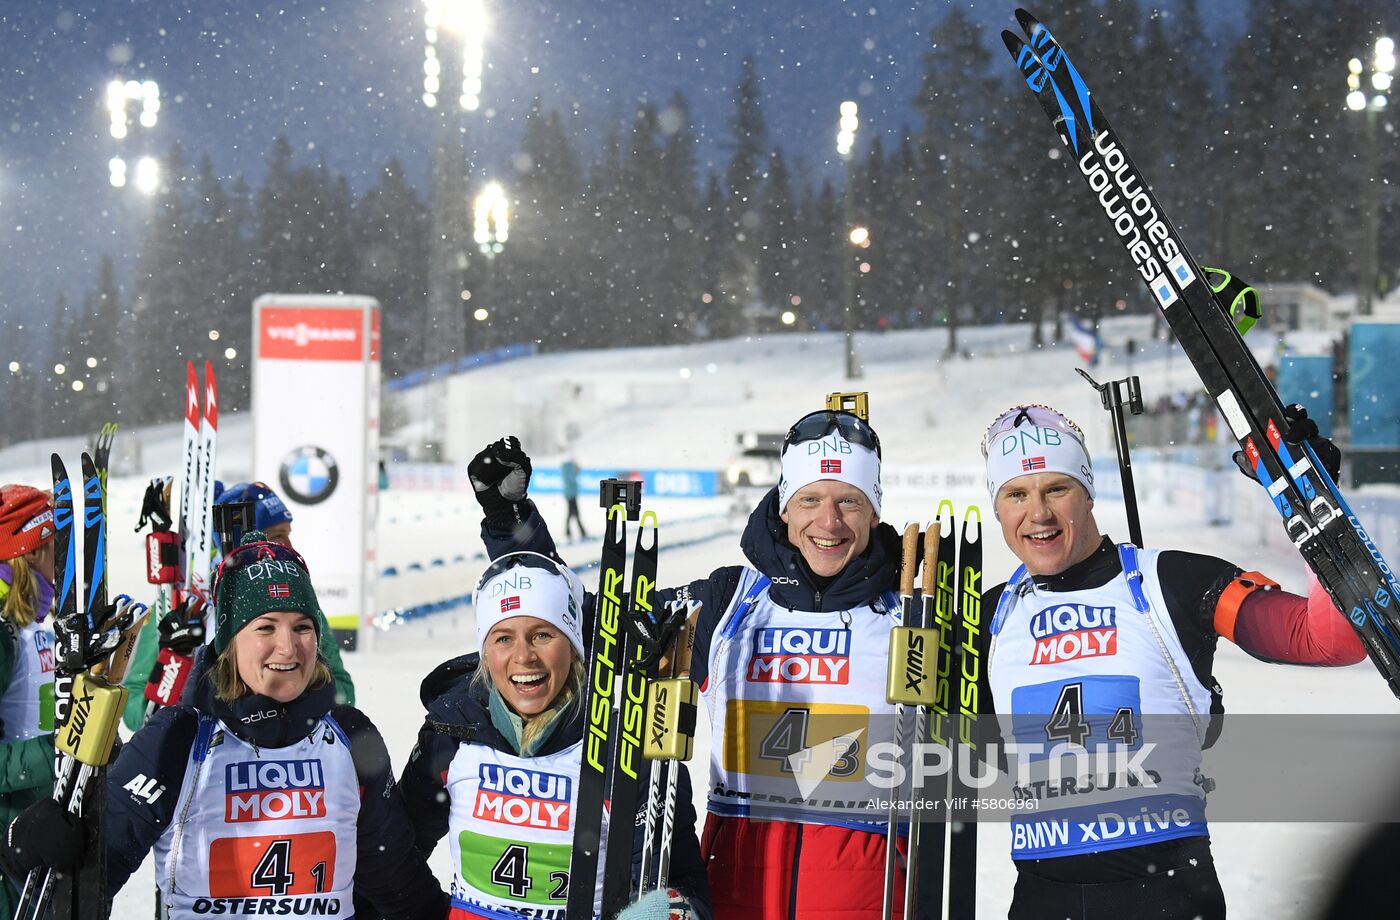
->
468 437 534 525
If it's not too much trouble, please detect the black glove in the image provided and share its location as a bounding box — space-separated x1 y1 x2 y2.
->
1232 404 1342 483
2 799 85 878
134 476 173 533
158 596 206 656
468 437 533 526
1282 404 1342 481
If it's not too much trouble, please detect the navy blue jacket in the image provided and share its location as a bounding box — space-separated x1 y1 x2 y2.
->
396 652 712 917
105 654 446 917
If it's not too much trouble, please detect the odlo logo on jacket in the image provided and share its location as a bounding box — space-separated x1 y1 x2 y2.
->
748 627 851 684
225 759 327 823
474 765 572 831
1028 604 1118 665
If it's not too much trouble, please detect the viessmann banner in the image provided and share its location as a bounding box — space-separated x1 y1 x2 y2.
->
252 295 380 650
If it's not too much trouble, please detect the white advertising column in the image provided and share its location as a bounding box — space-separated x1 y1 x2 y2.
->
252 295 380 651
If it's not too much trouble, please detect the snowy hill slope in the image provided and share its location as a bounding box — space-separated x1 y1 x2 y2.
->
1 318 1390 919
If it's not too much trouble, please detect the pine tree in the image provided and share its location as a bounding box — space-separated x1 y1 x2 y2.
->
255 135 300 294
81 256 123 429
512 99 587 350
221 174 258 408
131 142 198 423
872 133 927 331
579 123 629 350
723 55 772 331
1221 0 1366 288
619 104 669 342
49 290 77 432
757 148 797 325
185 155 255 409
652 92 705 344
915 8 1000 352
800 178 843 333
699 175 740 339
353 158 429 378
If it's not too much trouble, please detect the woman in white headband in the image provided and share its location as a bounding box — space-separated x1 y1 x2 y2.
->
394 551 711 919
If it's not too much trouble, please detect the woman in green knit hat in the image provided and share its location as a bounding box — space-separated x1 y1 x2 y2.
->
3 532 443 919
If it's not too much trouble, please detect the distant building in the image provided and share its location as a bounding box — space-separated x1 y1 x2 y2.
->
1256 282 1336 332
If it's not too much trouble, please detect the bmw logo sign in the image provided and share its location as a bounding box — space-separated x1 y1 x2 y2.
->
279 446 340 506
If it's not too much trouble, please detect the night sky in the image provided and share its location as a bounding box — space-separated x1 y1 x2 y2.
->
0 1 1243 343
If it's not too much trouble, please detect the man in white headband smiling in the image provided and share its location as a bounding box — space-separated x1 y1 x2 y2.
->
978 402 1365 920
776 409 884 578
466 408 913 919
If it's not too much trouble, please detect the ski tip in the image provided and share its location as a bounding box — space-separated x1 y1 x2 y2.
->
1001 29 1026 56
936 498 956 520
1014 8 1042 36
963 505 984 540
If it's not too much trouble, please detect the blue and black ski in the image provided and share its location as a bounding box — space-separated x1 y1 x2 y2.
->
1003 8 1400 697
15 453 148 920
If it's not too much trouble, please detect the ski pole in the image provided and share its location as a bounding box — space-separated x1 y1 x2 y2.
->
19 596 149 920
903 508 945 919
638 599 691 891
881 524 923 919
1077 368 1145 548
923 504 960 920
641 601 699 888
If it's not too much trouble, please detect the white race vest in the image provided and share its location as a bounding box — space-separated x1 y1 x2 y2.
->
152 715 361 918
0 619 55 740
444 739 603 920
989 548 1212 859
703 568 901 828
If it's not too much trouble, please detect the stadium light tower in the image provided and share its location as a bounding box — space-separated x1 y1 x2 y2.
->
422 0 489 373
1345 35 1394 316
422 0 486 111
837 100 861 379
107 79 160 192
473 181 508 345
473 181 509 255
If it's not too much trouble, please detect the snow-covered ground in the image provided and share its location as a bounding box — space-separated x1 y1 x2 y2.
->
2 318 1389 919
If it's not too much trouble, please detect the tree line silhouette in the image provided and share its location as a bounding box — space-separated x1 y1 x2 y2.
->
5 0 1394 444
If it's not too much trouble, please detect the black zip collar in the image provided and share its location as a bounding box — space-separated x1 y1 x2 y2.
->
1031 536 1123 593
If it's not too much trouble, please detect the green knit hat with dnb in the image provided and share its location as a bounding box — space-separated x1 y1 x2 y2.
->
212 531 322 654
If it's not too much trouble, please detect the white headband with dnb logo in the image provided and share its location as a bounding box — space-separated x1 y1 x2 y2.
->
778 433 882 516
985 424 1095 503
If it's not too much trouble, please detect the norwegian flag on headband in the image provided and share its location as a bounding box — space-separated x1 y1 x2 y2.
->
500 596 521 613
268 584 291 599
1022 456 1047 472
820 459 842 474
